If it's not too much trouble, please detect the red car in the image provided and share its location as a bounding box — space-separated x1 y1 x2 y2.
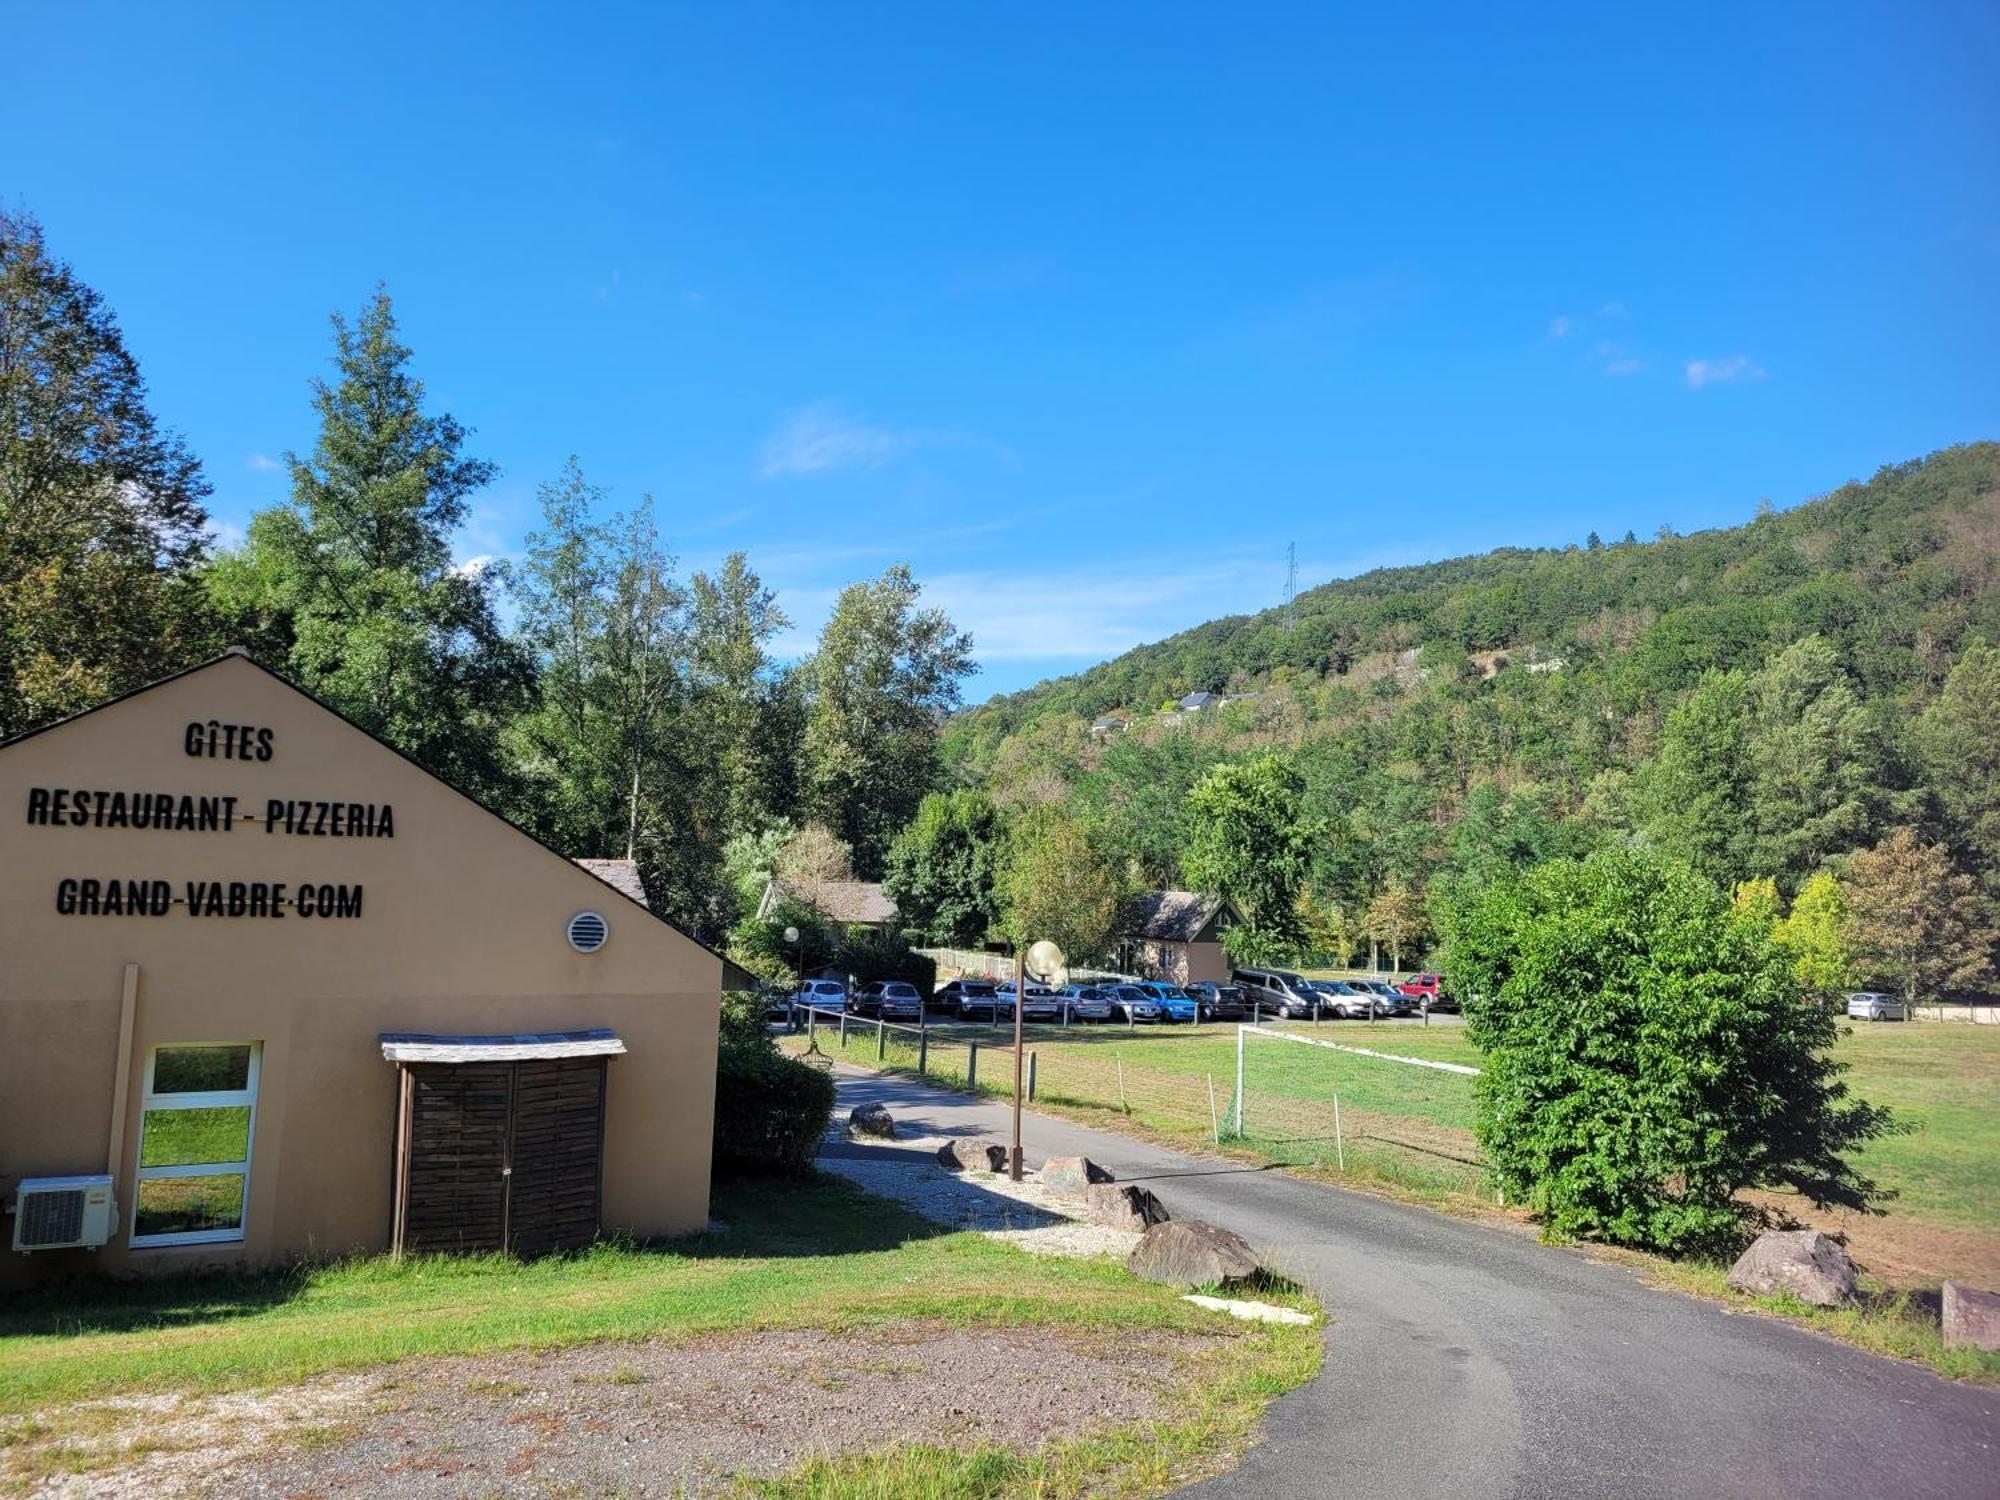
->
1396 973 1455 1011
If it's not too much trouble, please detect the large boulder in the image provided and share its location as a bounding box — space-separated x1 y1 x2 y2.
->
847 1103 896 1138
1127 1220 1262 1289
1943 1281 2000 1351
937 1137 1009 1173
1725 1230 1857 1307
1081 1183 1170 1231
1040 1155 1114 1199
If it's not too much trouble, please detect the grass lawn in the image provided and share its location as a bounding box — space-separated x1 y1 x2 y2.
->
0 1175 1321 1496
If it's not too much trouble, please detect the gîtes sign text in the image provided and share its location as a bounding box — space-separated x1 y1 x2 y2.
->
55 878 364 919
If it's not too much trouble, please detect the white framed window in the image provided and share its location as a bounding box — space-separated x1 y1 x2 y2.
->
133 1043 261 1248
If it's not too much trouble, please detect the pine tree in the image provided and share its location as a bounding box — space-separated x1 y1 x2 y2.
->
1744 637 1877 888
220 288 530 800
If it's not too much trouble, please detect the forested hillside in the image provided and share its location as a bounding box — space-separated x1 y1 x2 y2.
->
942 447 2000 972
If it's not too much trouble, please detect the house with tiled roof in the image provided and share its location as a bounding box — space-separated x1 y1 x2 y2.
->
755 878 900 933
1122 889 1241 984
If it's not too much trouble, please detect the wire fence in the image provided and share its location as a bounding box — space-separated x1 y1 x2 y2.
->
784 1009 1498 1203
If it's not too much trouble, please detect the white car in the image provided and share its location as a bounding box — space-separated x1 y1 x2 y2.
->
1846 992 1908 1022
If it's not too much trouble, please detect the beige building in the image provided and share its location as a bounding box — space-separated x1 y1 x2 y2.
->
0 651 722 1288
1123 891 1239 985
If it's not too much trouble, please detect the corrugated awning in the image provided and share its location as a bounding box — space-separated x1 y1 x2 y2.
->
379 1028 628 1064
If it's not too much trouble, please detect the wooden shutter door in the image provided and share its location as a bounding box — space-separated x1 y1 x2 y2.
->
397 1062 512 1253
504 1056 607 1257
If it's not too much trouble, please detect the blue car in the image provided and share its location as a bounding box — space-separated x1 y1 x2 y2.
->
1136 981 1199 1023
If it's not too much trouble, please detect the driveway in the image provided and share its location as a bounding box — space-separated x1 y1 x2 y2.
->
827 1068 1999 1500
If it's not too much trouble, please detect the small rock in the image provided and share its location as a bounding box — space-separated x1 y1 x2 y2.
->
936 1137 1010 1172
1127 1219 1261 1289
847 1104 896 1138
1080 1182 1170 1231
1039 1155 1114 1199
1943 1281 2000 1351
1725 1230 1857 1307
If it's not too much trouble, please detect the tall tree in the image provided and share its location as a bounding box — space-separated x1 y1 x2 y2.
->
0 210 214 734
1631 669 1753 889
1843 829 1995 1010
882 789 1004 946
1744 636 1878 889
1182 754 1319 951
689 552 793 833
1913 639 2000 914
998 805 1130 965
802 564 975 874
216 288 530 800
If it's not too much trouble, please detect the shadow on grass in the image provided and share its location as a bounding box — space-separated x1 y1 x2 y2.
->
0 1173 952 1343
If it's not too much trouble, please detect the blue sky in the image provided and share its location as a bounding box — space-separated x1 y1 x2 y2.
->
7 3 1998 697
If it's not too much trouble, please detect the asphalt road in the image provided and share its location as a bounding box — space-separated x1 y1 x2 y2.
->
828 1067 2000 1500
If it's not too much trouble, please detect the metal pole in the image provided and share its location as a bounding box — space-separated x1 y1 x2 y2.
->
967 1042 978 1093
1207 1073 1219 1144
839 1010 847 1046
918 1028 929 1077
1234 1026 1245 1135
1028 1050 1037 1102
1010 938 1025 1180
876 1020 886 1060
1334 1092 1344 1171
1117 1052 1128 1114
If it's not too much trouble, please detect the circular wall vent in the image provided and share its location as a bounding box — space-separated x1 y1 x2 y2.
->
567 910 610 953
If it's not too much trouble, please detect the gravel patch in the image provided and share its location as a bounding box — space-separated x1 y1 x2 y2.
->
7 1325 1214 1498
819 1131 1146 1260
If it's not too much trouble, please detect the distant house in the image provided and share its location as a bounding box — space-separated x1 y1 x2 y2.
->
1122 890 1240 985
756 878 900 934
1090 714 1129 736
1178 691 1221 712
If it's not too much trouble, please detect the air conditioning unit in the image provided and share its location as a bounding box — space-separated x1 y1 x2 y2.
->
12 1175 117 1252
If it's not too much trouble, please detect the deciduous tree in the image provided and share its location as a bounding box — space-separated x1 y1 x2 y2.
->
1450 848 1895 1256
998 805 1130 965
1183 754 1319 952
802 565 974 874
882 789 1004 946
1843 829 1995 1009
0 210 214 735
1774 870 1853 1001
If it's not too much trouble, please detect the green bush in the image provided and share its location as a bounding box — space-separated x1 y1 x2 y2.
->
712 994 835 1178
1448 847 1896 1257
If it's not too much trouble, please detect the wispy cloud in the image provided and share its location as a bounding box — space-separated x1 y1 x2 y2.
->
1684 354 1766 389
245 452 283 473
452 554 498 579
1597 301 1628 319
758 403 907 477
756 401 1013 479
207 518 247 550
1545 314 1573 341
1588 340 1642 377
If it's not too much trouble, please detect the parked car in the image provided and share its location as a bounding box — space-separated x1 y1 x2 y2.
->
1232 967 1319 1019
795 978 849 1014
1846 991 1908 1022
1108 984 1164 1023
935 977 999 1018
1308 979 1378 1019
1184 981 1247 1021
866 981 924 1022
1348 978 1418 1015
1133 981 1199 1023
1057 984 1116 1022
994 983 1062 1023
1397 973 1445 1006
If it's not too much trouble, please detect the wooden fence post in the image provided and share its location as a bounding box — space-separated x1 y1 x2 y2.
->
876 1020 886 1060
967 1042 978 1093
1333 1092 1344 1172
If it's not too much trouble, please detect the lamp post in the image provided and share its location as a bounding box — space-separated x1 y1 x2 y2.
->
1011 938 1065 1181
784 925 802 1028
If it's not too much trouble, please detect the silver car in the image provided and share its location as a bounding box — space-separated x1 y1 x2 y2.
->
1058 984 1115 1022
1846 992 1908 1022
